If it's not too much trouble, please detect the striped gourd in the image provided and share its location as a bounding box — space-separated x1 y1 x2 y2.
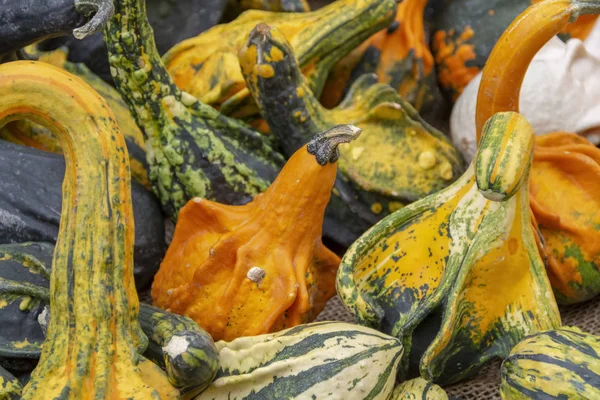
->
196 321 404 400
500 326 600 399
337 112 560 384
391 378 448 400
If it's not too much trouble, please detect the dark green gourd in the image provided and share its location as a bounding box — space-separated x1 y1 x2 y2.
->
0 242 218 395
103 0 284 220
0 0 113 58
0 140 165 290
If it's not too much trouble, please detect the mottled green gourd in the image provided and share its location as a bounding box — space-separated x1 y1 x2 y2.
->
196 321 404 400
391 378 448 400
240 23 464 232
0 365 22 399
0 60 177 398
164 0 397 121
500 326 600 399
337 112 560 384
104 0 284 219
0 242 218 396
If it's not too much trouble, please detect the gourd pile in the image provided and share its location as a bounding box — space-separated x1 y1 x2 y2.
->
0 0 599 398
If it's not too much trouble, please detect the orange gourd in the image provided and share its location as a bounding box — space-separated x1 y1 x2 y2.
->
151 124 361 341
475 0 600 304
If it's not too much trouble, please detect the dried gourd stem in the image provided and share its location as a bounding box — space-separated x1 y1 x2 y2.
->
307 124 362 165
475 0 600 142
73 0 114 39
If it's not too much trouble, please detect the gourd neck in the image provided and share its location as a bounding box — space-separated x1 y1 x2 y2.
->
475 0 600 142
241 23 328 157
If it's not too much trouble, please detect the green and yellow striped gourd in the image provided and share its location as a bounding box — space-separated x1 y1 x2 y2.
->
197 321 404 399
500 326 600 399
391 378 448 400
337 112 561 384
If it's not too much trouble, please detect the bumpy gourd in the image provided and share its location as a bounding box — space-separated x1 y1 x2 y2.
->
321 0 441 114
500 326 600 399
337 112 560 385
163 0 397 118
432 0 599 102
104 0 284 220
197 321 404 400
391 378 448 400
152 125 359 341
0 46 149 187
241 23 464 240
0 61 177 399
474 0 600 304
0 241 218 396
0 0 113 57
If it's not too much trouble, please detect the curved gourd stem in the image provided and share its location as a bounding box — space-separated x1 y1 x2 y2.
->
0 61 172 398
475 0 600 142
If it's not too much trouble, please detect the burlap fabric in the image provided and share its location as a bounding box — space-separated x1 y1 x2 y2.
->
316 295 600 399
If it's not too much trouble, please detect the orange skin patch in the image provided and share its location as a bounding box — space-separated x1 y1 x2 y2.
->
432 26 480 101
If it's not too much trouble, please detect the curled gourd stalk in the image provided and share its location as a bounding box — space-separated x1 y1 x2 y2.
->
163 0 397 119
432 0 599 102
337 111 560 385
0 0 113 57
321 0 441 114
0 45 150 188
152 125 360 341
0 61 177 399
391 378 448 400
240 23 464 240
104 0 284 220
475 0 600 304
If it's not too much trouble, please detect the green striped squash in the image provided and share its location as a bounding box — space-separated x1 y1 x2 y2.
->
196 321 404 399
500 326 600 399
391 378 448 399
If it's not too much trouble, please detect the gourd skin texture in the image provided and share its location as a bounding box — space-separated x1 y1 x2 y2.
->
432 0 599 102
196 321 404 400
0 139 166 291
163 0 397 118
0 242 218 395
337 112 560 385
391 378 448 400
500 327 600 399
0 365 21 399
152 125 357 341
320 0 443 121
0 46 150 188
104 0 284 221
0 61 177 399
230 0 310 13
531 133 600 304
241 24 464 242
474 0 600 304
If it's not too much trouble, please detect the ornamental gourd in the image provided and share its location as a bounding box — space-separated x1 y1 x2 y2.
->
337 111 561 385
320 0 443 119
0 0 113 58
241 23 464 244
0 46 150 187
432 0 599 102
391 378 448 400
0 60 177 398
163 0 397 119
474 0 600 304
500 326 600 399
197 322 404 400
104 0 284 220
152 125 359 341
0 242 218 396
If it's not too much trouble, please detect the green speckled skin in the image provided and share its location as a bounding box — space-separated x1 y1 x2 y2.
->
0 365 22 399
500 326 600 399
336 112 560 385
103 0 285 219
241 24 464 245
